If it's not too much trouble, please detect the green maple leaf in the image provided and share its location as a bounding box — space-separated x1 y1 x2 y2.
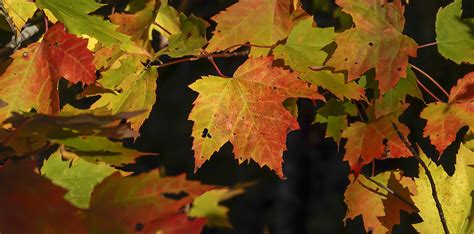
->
156 14 209 58
273 18 335 72
91 56 158 132
374 67 423 118
273 18 365 100
435 0 474 64
41 150 116 208
36 0 143 54
313 99 357 143
53 136 148 166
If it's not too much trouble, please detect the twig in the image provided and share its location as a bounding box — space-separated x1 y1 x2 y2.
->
203 50 228 77
391 122 450 234
153 50 249 69
416 79 443 102
223 43 276 53
361 173 418 211
417 42 437 49
152 22 172 36
411 64 449 100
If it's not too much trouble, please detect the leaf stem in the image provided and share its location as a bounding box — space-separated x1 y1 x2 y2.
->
390 122 450 234
361 173 418 211
417 42 437 49
416 79 443 102
411 64 449 100
153 50 249 69
203 50 228 77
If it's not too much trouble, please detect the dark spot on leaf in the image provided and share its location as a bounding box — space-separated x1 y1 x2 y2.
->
272 86 276 90
201 128 212 138
22 52 28 58
135 223 144 231
368 42 373 46
355 62 358 65
382 138 388 145
344 58 348 61
54 42 59 47
163 191 189 200
397 67 402 71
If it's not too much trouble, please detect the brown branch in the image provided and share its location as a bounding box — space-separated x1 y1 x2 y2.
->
361 173 418 211
417 42 437 49
390 122 450 234
223 43 276 53
411 64 449 100
153 50 250 69
152 22 172 36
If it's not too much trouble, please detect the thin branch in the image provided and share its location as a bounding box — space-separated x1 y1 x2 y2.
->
153 50 249 69
152 22 172 36
203 50 228 77
223 43 276 53
411 64 449 100
416 79 443 102
361 173 418 211
391 122 450 234
417 42 437 49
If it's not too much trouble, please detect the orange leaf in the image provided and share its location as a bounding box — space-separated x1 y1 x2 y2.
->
87 171 213 233
344 171 416 233
326 0 417 94
189 56 323 178
421 72 474 154
342 116 411 174
206 0 308 56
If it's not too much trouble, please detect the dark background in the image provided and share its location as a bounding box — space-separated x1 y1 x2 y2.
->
125 0 473 233
0 0 471 233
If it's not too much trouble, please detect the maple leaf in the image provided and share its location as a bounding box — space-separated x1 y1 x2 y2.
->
86 170 213 233
189 56 323 178
0 160 85 233
0 110 139 156
273 18 335 72
206 0 309 56
3 0 37 32
41 150 117 208
36 0 143 54
190 187 244 228
325 0 418 94
91 56 158 131
344 171 416 233
412 148 472 233
313 99 358 144
435 0 474 64
2 0 57 32
342 116 412 174
273 18 365 100
53 136 150 166
0 23 95 121
374 67 423 118
421 72 474 154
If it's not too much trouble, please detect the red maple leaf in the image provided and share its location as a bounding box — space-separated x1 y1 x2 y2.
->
0 23 95 120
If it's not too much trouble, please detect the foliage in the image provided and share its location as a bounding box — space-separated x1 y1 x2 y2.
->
0 0 472 232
